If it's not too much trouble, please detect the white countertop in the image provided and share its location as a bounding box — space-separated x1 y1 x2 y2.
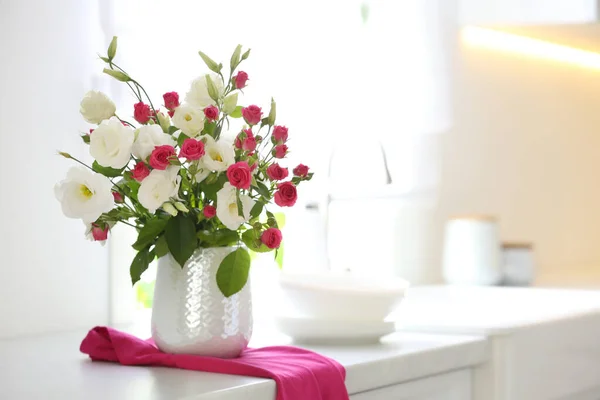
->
397 285 600 335
0 326 487 400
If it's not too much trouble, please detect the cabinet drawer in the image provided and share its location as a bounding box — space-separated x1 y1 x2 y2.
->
351 369 471 400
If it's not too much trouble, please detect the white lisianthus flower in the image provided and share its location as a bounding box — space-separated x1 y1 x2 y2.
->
202 135 235 172
172 104 205 137
80 90 116 124
185 73 224 109
54 167 114 223
137 166 181 213
132 125 176 160
195 160 211 183
89 117 135 169
216 183 255 231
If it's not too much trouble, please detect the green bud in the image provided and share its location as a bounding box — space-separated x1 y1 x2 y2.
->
241 49 251 61
107 36 118 61
58 151 72 159
157 112 171 133
205 74 219 102
223 93 238 114
162 202 178 217
103 68 130 82
255 135 263 143
267 218 277 227
230 44 242 71
174 201 189 213
253 222 263 230
198 50 220 73
267 98 276 126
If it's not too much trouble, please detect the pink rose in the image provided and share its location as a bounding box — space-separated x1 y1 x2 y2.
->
149 145 176 170
235 71 249 89
272 125 288 143
226 161 252 190
179 138 205 161
266 163 289 181
132 162 150 182
293 164 310 178
112 191 124 203
242 105 262 125
243 136 257 152
273 144 288 159
274 181 298 207
204 105 219 121
203 205 216 219
163 92 180 110
235 128 253 149
134 102 152 124
91 223 109 241
261 227 283 249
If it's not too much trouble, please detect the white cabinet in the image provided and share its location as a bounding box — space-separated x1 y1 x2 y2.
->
351 370 472 400
459 0 598 25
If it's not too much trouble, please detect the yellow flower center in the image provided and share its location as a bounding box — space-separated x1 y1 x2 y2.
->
79 184 93 199
209 149 223 162
229 203 238 215
184 113 192 122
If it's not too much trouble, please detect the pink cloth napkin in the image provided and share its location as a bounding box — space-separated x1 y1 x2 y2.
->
80 326 349 400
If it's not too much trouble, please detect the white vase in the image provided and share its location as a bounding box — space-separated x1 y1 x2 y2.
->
151 246 253 358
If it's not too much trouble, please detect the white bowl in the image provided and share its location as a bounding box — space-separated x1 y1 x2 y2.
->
278 272 409 322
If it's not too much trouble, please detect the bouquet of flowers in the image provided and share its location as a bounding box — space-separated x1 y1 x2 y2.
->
55 37 312 297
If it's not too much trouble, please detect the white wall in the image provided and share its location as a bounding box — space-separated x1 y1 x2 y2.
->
440 38 600 277
0 0 109 337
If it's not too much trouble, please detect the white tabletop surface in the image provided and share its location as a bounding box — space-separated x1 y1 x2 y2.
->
397 285 600 335
0 325 487 400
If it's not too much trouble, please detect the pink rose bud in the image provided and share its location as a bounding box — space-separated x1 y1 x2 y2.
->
134 102 152 124
243 136 257 152
235 71 249 89
179 138 205 161
266 163 289 181
273 144 288 159
272 125 289 144
293 164 310 178
132 161 150 182
274 181 298 207
168 110 175 118
249 161 258 172
203 205 216 219
235 128 253 149
149 145 176 170
163 91 180 110
241 105 263 125
88 128 94 135
112 191 124 203
226 161 252 190
203 105 219 121
91 223 109 241
261 227 283 249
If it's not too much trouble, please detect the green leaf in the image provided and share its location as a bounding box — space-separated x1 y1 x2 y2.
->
267 98 276 126
107 36 118 61
242 229 272 253
99 56 110 63
229 106 243 118
132 217 169 251
250 201 264 219
177 132 190 147
216 248 251 297
241 49 251 61
154 235 169 258
204 121 216 136
275 244 284 269
92 161 124 178
235 190 244 217
165 214 198 267
130 247 151 286
81 134 90 144
103 68 130 82
202 174 228 202
198 229 239 247
230 44 242 71
168 126 180 135
255 182 271 199
265 210 278 228
198 50 220 73
260 117 269 127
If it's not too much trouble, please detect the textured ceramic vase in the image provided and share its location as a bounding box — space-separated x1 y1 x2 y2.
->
151 246 253 358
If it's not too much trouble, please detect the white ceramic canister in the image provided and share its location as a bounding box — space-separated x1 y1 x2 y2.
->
442 215 502 285
502 242 535 286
